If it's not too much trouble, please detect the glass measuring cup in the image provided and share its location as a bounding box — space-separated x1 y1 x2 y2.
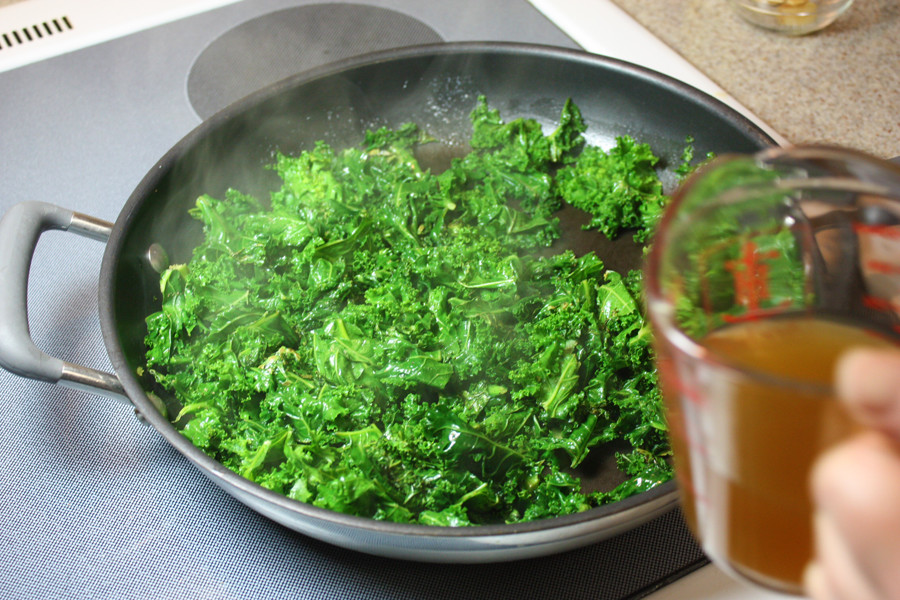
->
644 146 900 594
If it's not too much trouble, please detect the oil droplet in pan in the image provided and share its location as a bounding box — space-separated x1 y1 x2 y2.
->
147 243 170 273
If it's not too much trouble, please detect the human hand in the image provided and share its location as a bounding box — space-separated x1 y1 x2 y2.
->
803 348 900 600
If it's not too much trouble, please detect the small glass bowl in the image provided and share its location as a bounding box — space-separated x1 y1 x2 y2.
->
728 0 854 35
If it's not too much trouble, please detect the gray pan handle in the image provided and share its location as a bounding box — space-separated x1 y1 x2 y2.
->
0 201 128 403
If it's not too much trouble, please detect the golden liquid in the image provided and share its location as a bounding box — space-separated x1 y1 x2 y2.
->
666 316 897 593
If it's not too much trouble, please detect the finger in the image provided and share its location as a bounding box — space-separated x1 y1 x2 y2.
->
807 511 880 600
803 561 834 600
810 431 900 599
835 348 900 438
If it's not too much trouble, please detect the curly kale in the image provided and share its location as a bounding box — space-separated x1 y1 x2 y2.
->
144 96 678 526
557 134 711 244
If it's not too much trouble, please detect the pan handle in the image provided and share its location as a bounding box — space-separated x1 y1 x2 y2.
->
0 201 128 403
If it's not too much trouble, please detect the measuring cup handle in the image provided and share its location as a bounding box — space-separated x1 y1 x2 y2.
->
0 201 127 402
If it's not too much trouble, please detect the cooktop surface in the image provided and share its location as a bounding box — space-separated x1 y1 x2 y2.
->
0 2 752 598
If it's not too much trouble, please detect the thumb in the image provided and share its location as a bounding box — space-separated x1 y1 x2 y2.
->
835 348 900 439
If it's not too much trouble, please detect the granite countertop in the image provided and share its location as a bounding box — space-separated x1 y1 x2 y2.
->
608 0 900 159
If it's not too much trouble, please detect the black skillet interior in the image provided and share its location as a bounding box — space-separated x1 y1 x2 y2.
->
102 43 774 498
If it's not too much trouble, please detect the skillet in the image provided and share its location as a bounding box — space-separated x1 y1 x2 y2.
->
0 43 776 562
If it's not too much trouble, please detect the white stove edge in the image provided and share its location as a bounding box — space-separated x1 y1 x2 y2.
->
0 0 241 74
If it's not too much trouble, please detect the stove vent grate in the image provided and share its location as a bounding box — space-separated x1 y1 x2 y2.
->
0 16 73 50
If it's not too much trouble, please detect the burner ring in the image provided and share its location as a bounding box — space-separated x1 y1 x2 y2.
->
187 3 444 120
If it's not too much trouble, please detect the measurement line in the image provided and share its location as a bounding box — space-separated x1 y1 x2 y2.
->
865 260 900 274
854 223 900 239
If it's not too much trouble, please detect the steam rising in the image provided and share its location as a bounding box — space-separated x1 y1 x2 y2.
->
114 47 757 377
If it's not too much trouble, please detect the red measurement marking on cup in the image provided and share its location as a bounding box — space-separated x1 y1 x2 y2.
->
861 295 900 334
682 424 710 459
854 223 900 239
862 295 900 311
724 241 779 312
657 354 701 403
865 259 900 274
671 374 707 408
